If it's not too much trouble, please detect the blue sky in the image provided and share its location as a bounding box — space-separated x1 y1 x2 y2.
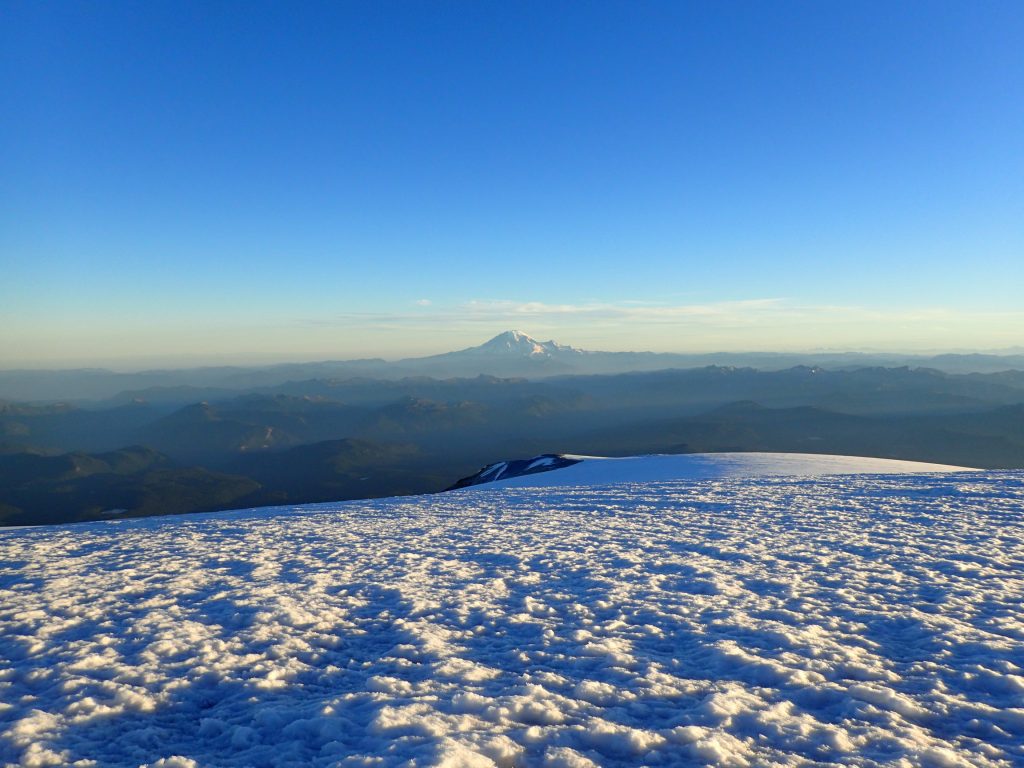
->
2 1 1023 366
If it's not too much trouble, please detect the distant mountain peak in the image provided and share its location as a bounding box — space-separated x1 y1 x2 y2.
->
465 331 584 358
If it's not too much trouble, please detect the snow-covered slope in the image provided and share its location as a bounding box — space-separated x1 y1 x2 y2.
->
2 464 1022 767
457 331 585 359
473 452 975 489
394 331 588 377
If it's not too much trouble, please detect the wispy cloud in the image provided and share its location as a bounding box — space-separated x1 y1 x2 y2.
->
308 298 792 326
460 298 792 325
294 297 1024 353
308 297 1024 328
8 297 1023 366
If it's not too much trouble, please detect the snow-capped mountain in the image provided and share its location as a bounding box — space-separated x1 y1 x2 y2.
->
456 330 587 359
2 453 1020 767
398 330 589 377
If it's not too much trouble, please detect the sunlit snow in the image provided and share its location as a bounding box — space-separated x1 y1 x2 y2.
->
1 455 1022 767
478 453 975 489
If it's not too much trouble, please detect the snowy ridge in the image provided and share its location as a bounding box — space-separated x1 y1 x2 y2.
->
2 465 1023 766
471 452 975 489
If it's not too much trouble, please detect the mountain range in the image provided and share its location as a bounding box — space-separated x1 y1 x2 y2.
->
4 330 1024 403
2 331 1024 525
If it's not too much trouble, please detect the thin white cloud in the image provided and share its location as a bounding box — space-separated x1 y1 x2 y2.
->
312 298 792 326
460 298 791 324
290 297 1024 354
8 298 1020 367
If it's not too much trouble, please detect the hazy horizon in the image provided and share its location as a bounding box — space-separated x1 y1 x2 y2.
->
4 325 1024 374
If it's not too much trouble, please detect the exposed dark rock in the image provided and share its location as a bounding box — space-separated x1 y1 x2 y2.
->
446 453 582 490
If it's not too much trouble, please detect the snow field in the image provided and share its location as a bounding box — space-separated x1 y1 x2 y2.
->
1 471 1023 766
481 453 975 489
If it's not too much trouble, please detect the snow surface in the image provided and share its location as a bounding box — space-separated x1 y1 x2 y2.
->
476 453 975 489
2 464 1023 767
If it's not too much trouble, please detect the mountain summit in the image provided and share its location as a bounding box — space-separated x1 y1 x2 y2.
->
401 331 587 377
459 330 585 358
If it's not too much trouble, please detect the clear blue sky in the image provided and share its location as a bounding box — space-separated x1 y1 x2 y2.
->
2 1 1022 366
